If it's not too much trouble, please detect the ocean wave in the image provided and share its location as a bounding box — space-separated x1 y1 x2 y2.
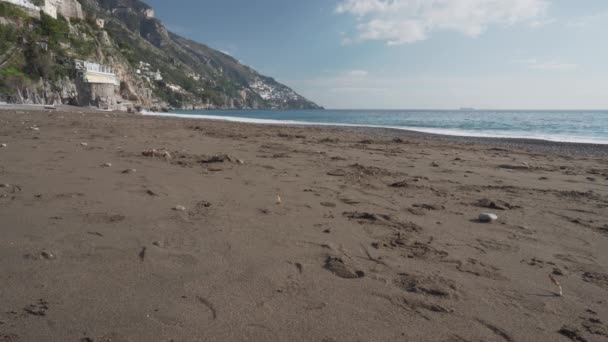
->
142 111 608 145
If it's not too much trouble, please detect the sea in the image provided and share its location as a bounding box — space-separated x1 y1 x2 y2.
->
145 109 608 145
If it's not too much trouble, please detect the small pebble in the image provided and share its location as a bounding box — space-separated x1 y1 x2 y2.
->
479 213 498 223
80 142 88 147
0 184 9 188
0 143 6 148
173 205 186 211
30 126 40 131
101 163 112 168
40 251 55 260
122 169 137 174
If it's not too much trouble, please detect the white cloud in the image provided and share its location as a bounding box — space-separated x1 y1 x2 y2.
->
289 74 608 109
529 17 555 28
566 11 608 29
346 70 369 76
336 0 550 45
532 62 578 71
514 58 578 70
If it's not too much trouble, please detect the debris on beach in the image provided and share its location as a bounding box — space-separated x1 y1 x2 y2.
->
479 213 498 223
339 198 360 205
276 194 282 205
499 163 531 170
475 198 516 210
24 251 56 260
80 142 88 147
24 299 49 317
200 154 232 164
413 203 443 211
40 251 56 260
0 184 10 188
142 149 172 159
0 143 7 148
173 205 187 211
101 163 112 168
146 189 158 196
389 180 408 188
558 326 586 341
29 126 40 131
549 274 563 297
138 247 147 261
122 168 137 174
195 200 212 209
327 170 347 176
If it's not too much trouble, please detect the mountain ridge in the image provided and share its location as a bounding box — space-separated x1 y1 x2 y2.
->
0 0 323 110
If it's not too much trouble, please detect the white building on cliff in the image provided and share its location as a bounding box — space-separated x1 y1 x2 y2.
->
75 60 120 86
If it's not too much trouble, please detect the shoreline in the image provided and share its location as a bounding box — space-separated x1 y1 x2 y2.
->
145 110 608 148
144 109 608 157
2 103 606 146
1 104 608 156
148 110 608 146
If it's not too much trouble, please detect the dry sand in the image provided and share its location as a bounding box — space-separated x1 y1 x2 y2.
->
0 106 607 341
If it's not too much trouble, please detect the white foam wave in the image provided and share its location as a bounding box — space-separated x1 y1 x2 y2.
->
141 111 608 145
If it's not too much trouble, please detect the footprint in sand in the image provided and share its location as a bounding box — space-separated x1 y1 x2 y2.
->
582 272 608 290
187 200 213 220
394 273 458 299
443 258 506 280
343 211 423 232
475 319 514 342
373 235 448 261
324 256 365 279
476 238 519 253
83 212 126 224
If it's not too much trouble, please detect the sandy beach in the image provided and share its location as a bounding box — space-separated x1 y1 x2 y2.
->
0 106 607 342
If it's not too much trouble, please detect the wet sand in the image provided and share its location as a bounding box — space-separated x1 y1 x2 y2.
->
0 106 607 341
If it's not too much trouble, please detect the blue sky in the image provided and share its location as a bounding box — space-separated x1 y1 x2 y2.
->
146 0 608 109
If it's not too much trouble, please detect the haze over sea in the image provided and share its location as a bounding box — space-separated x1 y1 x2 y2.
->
155 110 608 145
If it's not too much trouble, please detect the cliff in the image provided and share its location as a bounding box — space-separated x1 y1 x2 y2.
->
0 0 323 110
